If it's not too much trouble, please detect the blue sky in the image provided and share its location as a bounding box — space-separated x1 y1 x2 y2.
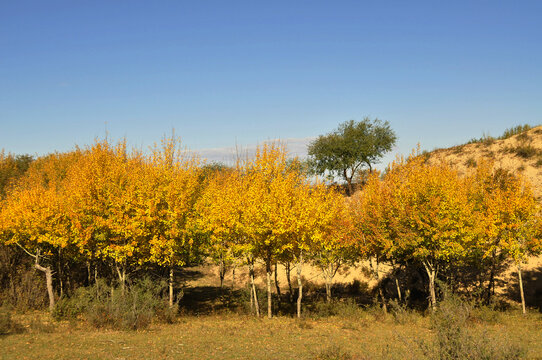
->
1 1 541 167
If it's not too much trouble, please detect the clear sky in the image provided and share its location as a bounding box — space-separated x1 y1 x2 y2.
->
1 1 541 167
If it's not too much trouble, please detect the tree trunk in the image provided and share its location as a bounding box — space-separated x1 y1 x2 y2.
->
94 264 99 298
169 266 174 307
486 260 496 305
57 253 63 298
423 261 437 311
286 262 293 303
323 263 336 303
517 262 526 314
296 253 303 318
115 263 126 295
395 276 402 302
325 281 332 303
370 257 387 313
35 263 55 311
87 261 92 286
66 263 72 295
392 263 402 302
344 169 353 196
231 265 236 290
274 262 281 303
249 281 253 311
266 261 272 318
219 256 225 288
249 259 260 317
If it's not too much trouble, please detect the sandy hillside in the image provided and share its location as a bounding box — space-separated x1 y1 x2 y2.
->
427 126 542 200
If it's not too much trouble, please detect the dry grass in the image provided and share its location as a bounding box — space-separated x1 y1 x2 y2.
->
1 311 541 359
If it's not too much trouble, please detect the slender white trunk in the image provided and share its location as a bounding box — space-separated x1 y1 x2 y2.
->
395 277 402 302
35 263 55 311
296 253 303 318
115 263 126 295
517 262 526 314
249 259 260 317
423 261 437 311
266 268 272 318
169 267 174 307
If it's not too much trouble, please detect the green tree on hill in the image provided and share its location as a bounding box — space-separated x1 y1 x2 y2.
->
307 118 396 195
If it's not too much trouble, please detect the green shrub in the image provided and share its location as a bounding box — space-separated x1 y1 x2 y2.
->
500 124 532 140
419 290 526 360
310 299 362 319
465 157 477 168
52 284 99 320
513 145 538 158
53 277 175 330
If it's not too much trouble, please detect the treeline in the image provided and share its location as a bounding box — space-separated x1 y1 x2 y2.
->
0 139 540 319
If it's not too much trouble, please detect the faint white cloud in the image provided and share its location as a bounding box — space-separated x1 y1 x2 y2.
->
58 82 70 87
187 137 316 165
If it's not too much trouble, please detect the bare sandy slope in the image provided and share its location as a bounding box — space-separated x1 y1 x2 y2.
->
182 260 376 290
427 126 542 200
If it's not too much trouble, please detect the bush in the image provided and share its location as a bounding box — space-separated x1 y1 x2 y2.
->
310 299 362 319
0 306 14 334
10 267 48 311
52 284 99 320
465 158 477 168
388 299 420 325
419 290 526 360
500 125 532 140
314 345 353 360
513 145 538 159
53 277 175 330
469 305 501 325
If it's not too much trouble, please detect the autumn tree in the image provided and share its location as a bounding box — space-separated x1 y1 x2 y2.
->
65 139 147 292
242 143 302 318
308 118 396 195
471 162 540 313
195 158 268 315
140 135 202 307
309 185 354 303
0 152 80 310
354 152 477 310
350 170 401 310
0 151 33 199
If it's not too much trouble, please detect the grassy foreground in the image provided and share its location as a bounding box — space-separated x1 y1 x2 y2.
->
1 311 542 360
